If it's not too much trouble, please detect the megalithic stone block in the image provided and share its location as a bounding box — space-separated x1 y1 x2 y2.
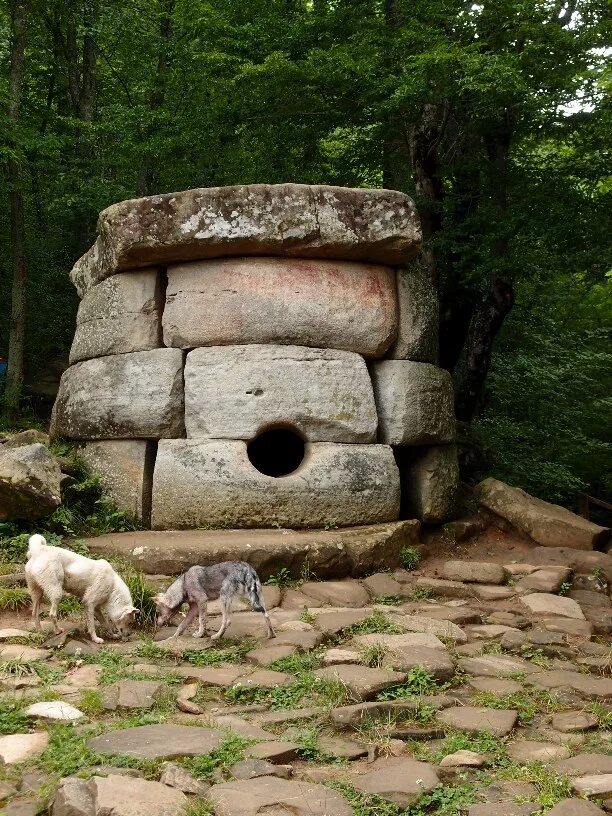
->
79 440 155 524
69 184 422 295
389 267 439 362
396 445 460 523
371 360 455 445
163 257 397 357
51 349 184 440
69 270 161 364
184 345 378 443
151 440 400 529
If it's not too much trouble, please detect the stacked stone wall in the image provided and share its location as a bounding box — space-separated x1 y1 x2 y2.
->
52 183 459 529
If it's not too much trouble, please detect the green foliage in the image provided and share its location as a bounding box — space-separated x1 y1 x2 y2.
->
378 667 440 699
185 734 252 781
498 762 573 808
400 547 421 571
345 611 403 636
585 700 612 729
225 672 347 710
78 690 104 717
265 568 298 588
372 596 402 606
409 588 434 602
0 700 29 735
121 568 157 628
181 639 254 666
0 586 30 610
427 730 508 763
268 650 323 674
472 689 565 724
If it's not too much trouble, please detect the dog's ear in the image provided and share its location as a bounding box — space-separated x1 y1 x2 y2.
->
154 593 168 608
129 606 138 614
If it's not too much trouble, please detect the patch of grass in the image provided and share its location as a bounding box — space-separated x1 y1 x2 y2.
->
225 672 348 710
135 638 173 661
0 586 30 610
265 568 299 588
378 666 440 699
585 700 612 729
39 725 159 779
184 802 215 816
361 643 389 668
78 689 104 717
182 638 254 666
268 650 323 674
123 569 157 628
0 700 29 734
372 595 403 606
409 587 434 601
293 725 337 763
412 783 480 816
426 729 508 763
400 547 421 571
497 761 572 808
345 611 403 636
0 658 43 680
472 689 565 724
481 640 503 655
58 594 83 616
185 733 252 781
299 609 316 624
3 631 45 646
82 648 131 685
519 645 551 668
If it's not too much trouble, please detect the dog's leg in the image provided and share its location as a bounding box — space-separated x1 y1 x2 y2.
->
85 604 104 644
173 602 198 638
29 584 43 633
263 609 276 639
47 588 64 636
211 596 231 641
194 599 208 638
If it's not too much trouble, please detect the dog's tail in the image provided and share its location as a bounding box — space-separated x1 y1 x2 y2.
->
244 567 265 613
27 534 47 558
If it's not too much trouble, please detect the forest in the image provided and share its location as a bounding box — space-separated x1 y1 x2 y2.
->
0 0 610 509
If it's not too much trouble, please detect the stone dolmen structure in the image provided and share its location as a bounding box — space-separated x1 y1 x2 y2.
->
51 184 458 530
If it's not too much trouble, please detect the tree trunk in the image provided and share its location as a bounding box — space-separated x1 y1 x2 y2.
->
454 276 515 422
4 0 28 417
139 0 175 195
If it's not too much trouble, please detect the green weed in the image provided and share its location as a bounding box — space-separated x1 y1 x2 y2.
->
409 587 434 601
372 595 403 606
79 689 104 717
498 761 572 807
0 700 29 734
427 730 508 763
265 568 299 587
299 609 316 624
182 639 254 666
400 547 421 570
378 666 439 699
327 781 404 816
472 689 565 724
225 672 347 710
585 700 612 729
184 802 215 816
345 611 403 636
185 733 252 781
361 643 389 668
268 650 323 674
0 586 30 610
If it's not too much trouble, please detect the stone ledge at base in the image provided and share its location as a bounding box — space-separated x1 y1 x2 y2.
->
84 521 420 578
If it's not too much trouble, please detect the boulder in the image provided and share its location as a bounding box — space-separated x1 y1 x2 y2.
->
371 361 455 445
70 184 421 295
69 270 161 364
475 478 609 550
51 349 184 440
389 267 438 362
209 776 352 816
85 521 417 578
0 733 49 765
397 445 459 522
1 429 49 448
163 257 398 356
151 440 400 529
184 345 378 442
0 443 62 521
79 440 152 522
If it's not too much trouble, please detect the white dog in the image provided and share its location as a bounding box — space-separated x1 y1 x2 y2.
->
25 534 138 644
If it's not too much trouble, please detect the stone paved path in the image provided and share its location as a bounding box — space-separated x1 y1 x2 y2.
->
1 544 612 815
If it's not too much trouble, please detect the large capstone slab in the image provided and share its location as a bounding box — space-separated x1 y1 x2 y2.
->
151 440 400 529
371 360 455 445
184 345 378 442
163 257 397 356
51 349 184 440
70 184 421 295
69 270 161 364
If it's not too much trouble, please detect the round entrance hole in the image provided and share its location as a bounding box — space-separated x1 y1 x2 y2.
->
247 427 305 478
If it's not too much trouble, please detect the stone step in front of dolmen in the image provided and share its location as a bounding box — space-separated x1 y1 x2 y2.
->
51 183 460 530
84 520 419 577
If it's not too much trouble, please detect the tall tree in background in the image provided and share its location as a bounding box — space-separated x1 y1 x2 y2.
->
3 0 28 417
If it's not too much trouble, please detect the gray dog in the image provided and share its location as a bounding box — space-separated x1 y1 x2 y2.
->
154 562 275 640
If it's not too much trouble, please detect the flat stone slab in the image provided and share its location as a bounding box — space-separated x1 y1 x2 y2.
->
0 644 50 662
551 711 598 733
468 677 524 695
442 561 506 584
459 654 537 677
70 184 421 295
548 800 607 816
85 521 418 578
209 775 353 816
102 680 165 710
554 754 612 776
438 706 517 736
520 593 585 620
507 741 571 763
92 775 187 816
26 701 84 722
353 632 447 657
301 580 370 607
0 733 48 765
352 756 440 807
572 775 612 797
314 664 406 701
391 614 467 644
87 724 223 760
